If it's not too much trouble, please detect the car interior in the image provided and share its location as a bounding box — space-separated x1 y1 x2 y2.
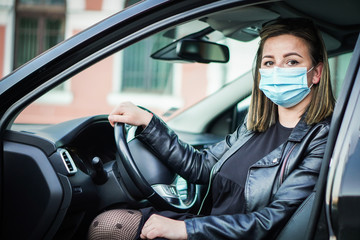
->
1 0 360 239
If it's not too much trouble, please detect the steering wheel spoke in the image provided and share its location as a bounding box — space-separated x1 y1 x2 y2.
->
152 184 182 205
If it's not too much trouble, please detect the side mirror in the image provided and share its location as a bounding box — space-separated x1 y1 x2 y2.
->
176 39 229 63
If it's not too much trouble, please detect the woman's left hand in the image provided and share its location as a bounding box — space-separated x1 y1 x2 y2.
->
140 214 188 240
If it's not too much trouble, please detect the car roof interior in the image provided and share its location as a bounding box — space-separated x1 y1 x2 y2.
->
202 0 360 56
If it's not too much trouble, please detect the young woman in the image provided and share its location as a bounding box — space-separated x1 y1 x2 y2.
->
88 18 335 240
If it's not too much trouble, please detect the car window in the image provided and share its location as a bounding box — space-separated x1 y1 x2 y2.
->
329 52 353 98
13 22 260 125
12 19 352 127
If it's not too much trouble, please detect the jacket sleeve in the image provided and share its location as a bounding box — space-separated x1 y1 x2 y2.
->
136 115 245 184
184 122 330 240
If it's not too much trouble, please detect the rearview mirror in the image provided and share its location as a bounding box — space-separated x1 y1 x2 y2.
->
176 39 229 63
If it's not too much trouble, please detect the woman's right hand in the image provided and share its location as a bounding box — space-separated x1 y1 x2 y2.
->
108 102 153 128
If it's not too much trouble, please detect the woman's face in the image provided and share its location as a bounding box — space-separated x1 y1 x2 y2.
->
261 34 314 86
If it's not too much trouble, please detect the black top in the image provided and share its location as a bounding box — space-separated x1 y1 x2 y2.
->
211 121 293 215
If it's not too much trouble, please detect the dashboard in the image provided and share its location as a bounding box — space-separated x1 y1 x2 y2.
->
3 114 223 239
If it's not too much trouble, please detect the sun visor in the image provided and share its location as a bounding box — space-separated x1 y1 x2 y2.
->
204 6 280 41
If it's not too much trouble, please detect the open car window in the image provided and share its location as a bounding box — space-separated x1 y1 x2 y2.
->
12 28 352 137
13 21 260 127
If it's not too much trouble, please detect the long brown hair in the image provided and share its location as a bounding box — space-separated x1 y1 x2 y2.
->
247 18 335 132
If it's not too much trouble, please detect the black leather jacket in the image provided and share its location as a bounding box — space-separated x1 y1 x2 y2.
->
137 114 331 240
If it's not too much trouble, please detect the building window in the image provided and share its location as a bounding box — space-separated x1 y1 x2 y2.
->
121 0 173 94
121 34 174 94
14 0 65 69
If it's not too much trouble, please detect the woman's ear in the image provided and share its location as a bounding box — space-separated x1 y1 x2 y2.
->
312 62 323 84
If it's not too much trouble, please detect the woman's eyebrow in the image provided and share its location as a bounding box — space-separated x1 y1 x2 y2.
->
284 52 303 58
262 55 273 59
262 52 303 60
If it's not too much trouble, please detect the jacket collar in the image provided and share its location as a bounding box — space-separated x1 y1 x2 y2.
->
212 113 314 173
287 113 313 142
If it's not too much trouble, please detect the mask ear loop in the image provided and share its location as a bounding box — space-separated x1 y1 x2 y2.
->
307 66 315 89
307 66 314 73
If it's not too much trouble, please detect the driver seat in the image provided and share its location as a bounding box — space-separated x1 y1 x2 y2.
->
276 192 315 240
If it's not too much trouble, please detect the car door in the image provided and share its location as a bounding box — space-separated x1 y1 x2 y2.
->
305 35 360 239
325 35 360 239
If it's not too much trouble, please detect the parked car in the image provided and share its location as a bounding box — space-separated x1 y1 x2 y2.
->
1 0 359 239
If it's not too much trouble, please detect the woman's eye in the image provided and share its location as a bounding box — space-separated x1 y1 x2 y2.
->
287 60 299 66
263 61 273 67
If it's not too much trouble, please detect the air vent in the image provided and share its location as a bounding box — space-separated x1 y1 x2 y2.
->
59 149 77 175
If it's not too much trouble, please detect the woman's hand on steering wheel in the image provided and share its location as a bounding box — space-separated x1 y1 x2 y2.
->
108 101 153 128
112 107 198 211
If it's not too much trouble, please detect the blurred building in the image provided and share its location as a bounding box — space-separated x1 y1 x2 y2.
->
0 0 132 123
0 0 228 124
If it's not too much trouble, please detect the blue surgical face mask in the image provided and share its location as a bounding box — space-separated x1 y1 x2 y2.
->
259 66 314 108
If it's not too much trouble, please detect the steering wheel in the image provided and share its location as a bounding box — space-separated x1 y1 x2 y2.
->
114 122 198 211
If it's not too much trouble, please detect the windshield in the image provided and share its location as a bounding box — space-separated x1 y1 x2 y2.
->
14 20 260 125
